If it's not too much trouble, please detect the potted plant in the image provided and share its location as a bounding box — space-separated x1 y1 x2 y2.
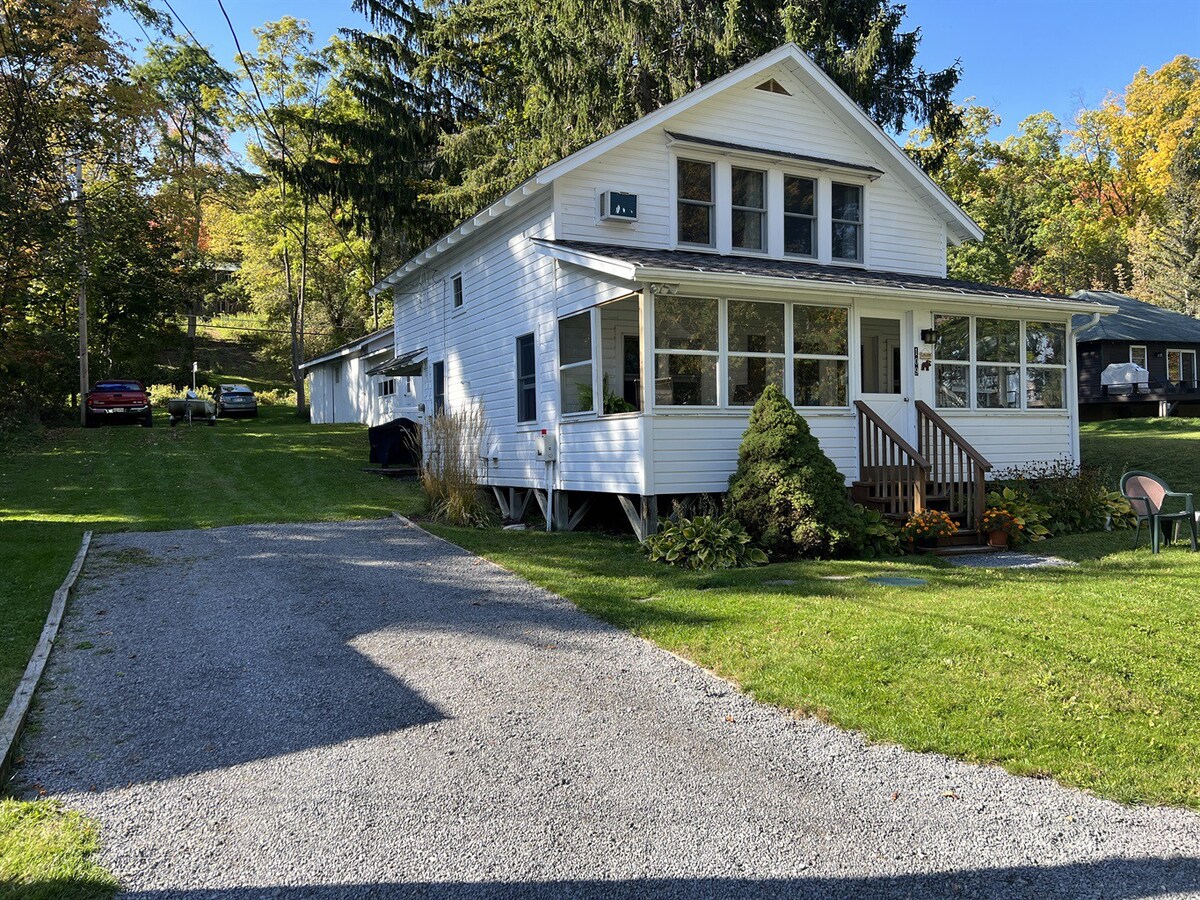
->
980 506 1020 548
900 509 957 550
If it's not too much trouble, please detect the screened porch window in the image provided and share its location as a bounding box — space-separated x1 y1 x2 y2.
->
654 296 718 406
559 312 594 414
1026 321 1067 408
934 314 1068 410
728 300 784 405
793 305 848 406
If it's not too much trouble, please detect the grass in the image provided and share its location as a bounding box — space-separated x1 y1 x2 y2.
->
3 411 1199 894
0 404 423 705
0 800 118 899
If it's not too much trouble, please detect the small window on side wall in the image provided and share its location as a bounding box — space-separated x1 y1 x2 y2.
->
452 273 463 309
1129 345 1148 369
516 333 537 423
677 159 714 247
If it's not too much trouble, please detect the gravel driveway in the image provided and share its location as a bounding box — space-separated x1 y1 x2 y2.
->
15 518 1200 899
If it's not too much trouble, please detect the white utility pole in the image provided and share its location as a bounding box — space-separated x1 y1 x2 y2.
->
75 158 89 426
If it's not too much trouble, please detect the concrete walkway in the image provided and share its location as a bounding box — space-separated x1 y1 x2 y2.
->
15 519 1200 899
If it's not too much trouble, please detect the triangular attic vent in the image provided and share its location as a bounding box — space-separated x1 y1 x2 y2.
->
755 78 791 96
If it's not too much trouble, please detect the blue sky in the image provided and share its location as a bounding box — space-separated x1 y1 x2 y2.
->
112 0 1198 144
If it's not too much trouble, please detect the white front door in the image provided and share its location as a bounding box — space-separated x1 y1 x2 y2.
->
856 308 913 442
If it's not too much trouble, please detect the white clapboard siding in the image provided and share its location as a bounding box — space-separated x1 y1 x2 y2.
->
936 413 1074 474
651 412 857 493
555 61 948 276
392 195 558 489
559 416 644 493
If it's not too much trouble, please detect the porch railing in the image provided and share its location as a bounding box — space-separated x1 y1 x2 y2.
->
915 400 992 524
854 400 929 518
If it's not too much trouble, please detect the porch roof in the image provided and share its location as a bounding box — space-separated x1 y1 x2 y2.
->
536 240 1117 315
367 347 427 377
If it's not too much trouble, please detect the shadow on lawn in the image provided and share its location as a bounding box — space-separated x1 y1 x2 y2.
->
28 856 1200 900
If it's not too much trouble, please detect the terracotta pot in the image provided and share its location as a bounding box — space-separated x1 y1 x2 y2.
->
988 530 1009 548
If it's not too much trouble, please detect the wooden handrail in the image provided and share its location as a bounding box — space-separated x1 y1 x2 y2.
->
914 400 992 524
853 401 930 469
855 400 930 518
913 401 993 472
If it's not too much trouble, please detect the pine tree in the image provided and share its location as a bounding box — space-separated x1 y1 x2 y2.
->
727 385 863 559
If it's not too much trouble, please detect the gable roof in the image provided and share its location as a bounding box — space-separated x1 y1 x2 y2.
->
1071 291 1200 343
538 240 1113 313
299 325 393 371
372 43 983 297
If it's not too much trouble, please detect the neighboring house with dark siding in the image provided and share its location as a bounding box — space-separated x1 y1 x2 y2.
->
1073 291 1200 418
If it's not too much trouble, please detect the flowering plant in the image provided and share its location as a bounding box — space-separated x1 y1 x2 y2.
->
980 506 1021 535
900 508 956 541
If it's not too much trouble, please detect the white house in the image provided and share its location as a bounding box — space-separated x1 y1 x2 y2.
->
301 326 422 426
367 43 1113 537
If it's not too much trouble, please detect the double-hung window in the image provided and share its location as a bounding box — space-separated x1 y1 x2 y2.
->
1026 322 1067 408
677 159 715 247
654 296 718 406
559 313 593 414
933 315 971 408
793 305 849 406
728 300 784 405
783 175 816 258
516 333 537 423
730 167 766 252
831 182 863 262
452 273 463 309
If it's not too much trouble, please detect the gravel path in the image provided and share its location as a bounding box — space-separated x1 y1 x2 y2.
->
15 518 1200 899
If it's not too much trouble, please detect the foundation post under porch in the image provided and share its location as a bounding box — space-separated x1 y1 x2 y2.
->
617 494 660 542
491 486 533 523
551 491 591 532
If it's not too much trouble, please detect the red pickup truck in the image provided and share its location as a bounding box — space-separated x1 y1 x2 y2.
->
85 380 153 428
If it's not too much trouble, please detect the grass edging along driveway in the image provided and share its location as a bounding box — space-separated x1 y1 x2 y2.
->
0 533 91 789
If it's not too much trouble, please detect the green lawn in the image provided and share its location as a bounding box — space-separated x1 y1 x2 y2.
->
3 414 1199 897
0 405 423 704
0 801 118 900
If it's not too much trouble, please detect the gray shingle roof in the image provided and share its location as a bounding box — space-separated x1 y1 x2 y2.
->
1071 291 1200 343
550 241 1095 303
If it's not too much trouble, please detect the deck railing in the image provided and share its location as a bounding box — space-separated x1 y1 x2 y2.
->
915 400 993 524
854 401 930 518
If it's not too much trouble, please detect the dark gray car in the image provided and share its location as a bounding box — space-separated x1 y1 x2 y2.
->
214 383 258 418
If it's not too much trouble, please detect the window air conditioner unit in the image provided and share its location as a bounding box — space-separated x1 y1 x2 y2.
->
599 191 638 222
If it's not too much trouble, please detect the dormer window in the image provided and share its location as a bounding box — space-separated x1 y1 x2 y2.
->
831 182 863 262
731 167 766 252
677 159 715 247
783 175 816 258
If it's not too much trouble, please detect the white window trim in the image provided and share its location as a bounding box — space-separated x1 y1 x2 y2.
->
451 272 464 311
830 181 865 265
730 166 769 255
669 148 870 267
515 332 537 424
1167 348 1198 385
675 157 717 250
782 172 818 261
1129 344 1148 367
932 314 1069 412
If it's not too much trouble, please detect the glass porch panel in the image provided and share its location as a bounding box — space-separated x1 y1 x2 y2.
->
934 363 968 408
728 300 784 354
599 296 641 413
654 296 718 351
1026 367 1065 409
560 363 594 414
654 353 717 406
976 364 1020 408
794 358 847 407
976 317 1019 363
728 355 783 406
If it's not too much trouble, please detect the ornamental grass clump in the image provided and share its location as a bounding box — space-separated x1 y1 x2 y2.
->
419 405 493 526
727 385 863 559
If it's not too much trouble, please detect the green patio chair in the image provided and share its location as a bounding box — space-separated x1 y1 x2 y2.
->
1120 470 1198 554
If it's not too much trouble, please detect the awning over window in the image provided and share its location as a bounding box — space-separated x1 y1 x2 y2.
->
367 347 426 377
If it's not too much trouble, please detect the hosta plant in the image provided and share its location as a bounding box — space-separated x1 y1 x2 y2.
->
644 513 768 571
